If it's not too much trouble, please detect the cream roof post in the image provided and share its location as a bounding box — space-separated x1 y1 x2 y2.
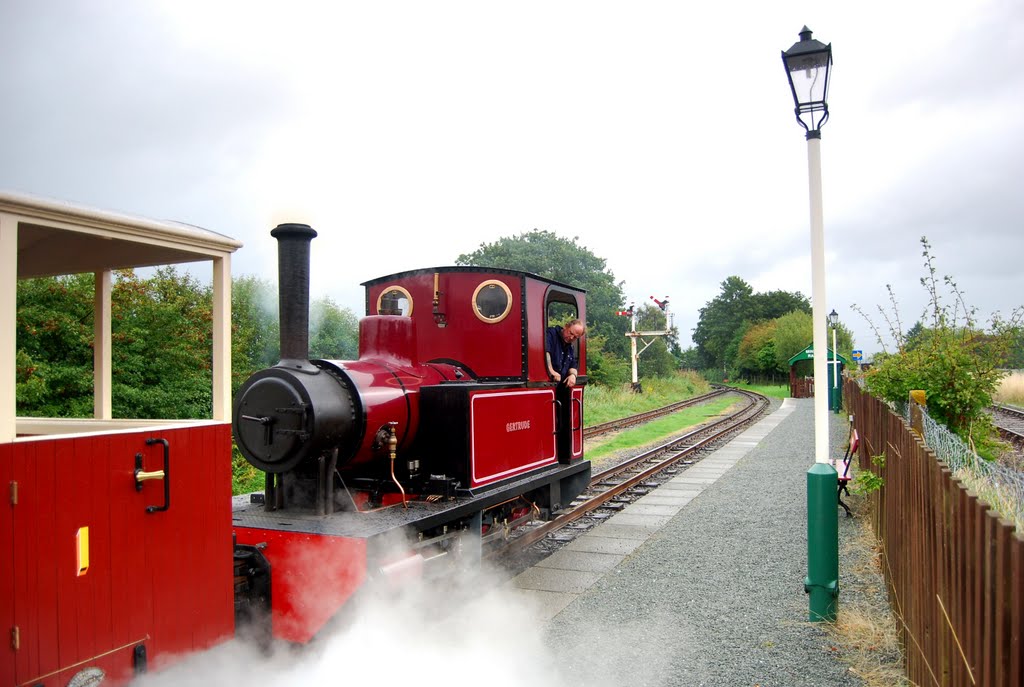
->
212 254 231 421
1 212 15 442
94 270 112 419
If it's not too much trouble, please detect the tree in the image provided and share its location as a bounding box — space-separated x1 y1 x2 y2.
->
456 229 629 358
310 296 359 360
582 333 630 387
111 268 214 419
16 274 96 416
736 320 780 379
903 321 926 351
232 276 279 387
691 276 755 370
1004 326 1024 369
771 310 813 372
751 289 811 321
860 237 1023 452
677 346 702 370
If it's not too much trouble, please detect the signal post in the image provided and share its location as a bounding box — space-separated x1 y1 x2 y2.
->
617 296 671 393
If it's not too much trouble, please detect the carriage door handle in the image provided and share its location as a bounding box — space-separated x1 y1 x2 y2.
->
134 438 170 513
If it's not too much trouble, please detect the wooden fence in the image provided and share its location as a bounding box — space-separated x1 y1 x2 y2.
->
844 379 1024 686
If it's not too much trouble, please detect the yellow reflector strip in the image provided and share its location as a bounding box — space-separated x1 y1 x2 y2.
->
76 527 89 576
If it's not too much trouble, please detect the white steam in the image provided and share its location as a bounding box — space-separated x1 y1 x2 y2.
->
134 563 581 687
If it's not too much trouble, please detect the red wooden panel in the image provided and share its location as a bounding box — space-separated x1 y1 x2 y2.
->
17 438 64 685
10 440 33 684
88 434 115 657
33 440 60 685
143 425 233 669
105 429 152 686
0 442 13 687
469 389 557 487
1 440 18 687
74 436 103 663
146 431 180 664
143 429 188 665
199 425 234 649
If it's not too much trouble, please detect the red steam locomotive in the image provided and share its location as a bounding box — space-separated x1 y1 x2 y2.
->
0 192 590 686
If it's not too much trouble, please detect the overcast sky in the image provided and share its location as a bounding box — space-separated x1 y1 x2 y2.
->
2 0 1021 355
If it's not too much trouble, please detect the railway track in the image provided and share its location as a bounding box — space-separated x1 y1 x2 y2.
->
488 387 770 561
991 404 1024 448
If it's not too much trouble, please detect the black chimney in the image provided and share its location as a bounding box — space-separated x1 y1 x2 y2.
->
270 223 317 362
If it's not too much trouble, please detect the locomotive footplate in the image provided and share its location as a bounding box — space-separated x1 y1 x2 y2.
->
231 459 590 539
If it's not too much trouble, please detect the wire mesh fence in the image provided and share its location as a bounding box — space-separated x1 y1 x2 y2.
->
905 396 1024 531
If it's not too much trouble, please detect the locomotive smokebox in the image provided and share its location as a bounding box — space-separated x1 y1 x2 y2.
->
232 223 359 474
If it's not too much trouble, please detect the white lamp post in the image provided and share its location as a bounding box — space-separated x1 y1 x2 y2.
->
783 25 833 463
782 26 838 622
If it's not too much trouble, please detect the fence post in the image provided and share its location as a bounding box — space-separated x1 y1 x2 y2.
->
909 389 926 436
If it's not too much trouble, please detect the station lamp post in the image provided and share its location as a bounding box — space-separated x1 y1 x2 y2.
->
781 26 838 622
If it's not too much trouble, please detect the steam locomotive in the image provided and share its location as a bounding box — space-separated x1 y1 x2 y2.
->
230 224 592 643
1 192 590 686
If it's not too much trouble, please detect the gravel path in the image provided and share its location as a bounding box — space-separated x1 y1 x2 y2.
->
544 399 865 687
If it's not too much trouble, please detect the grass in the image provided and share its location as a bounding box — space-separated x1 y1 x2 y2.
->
824 497 908 685
721 380 790 399
585 397 738 463
994 369 1024 407
584 370 711 426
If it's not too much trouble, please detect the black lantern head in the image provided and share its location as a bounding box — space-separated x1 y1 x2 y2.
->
782 26 832 134
827 309 839 327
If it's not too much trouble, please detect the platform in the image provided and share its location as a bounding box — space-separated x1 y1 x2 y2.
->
508 397 864 686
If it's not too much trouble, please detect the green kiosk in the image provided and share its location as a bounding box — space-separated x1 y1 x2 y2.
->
788 344 848 412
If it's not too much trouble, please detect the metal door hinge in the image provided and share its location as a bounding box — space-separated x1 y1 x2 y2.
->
11 626 19 650
8 481 16 506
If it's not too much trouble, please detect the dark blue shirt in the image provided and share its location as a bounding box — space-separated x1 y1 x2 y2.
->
546 325 576 379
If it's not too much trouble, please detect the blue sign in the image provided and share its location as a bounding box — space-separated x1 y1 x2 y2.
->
852 349 863 361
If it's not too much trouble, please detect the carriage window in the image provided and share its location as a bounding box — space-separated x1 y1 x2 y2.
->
376 286 413 316
472 280 512 323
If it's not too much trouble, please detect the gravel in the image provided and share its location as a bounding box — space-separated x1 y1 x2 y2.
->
543 399 866 687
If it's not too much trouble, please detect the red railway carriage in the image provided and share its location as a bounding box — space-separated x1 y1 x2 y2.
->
1 191 241 686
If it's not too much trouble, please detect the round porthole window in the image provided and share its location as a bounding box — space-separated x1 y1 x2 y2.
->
376 286 413 316
472 280 513 323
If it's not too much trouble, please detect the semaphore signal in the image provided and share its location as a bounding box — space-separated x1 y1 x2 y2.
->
650 296 669 311
615 295 671 393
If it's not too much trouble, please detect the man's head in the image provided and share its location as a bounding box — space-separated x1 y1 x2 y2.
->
561 319 585 343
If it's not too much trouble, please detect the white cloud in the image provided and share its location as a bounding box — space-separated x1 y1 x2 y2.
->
1 0 1021 353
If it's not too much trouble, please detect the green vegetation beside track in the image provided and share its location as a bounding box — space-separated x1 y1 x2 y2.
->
584 371 710 426
721 381 789 400
586 397 738 463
